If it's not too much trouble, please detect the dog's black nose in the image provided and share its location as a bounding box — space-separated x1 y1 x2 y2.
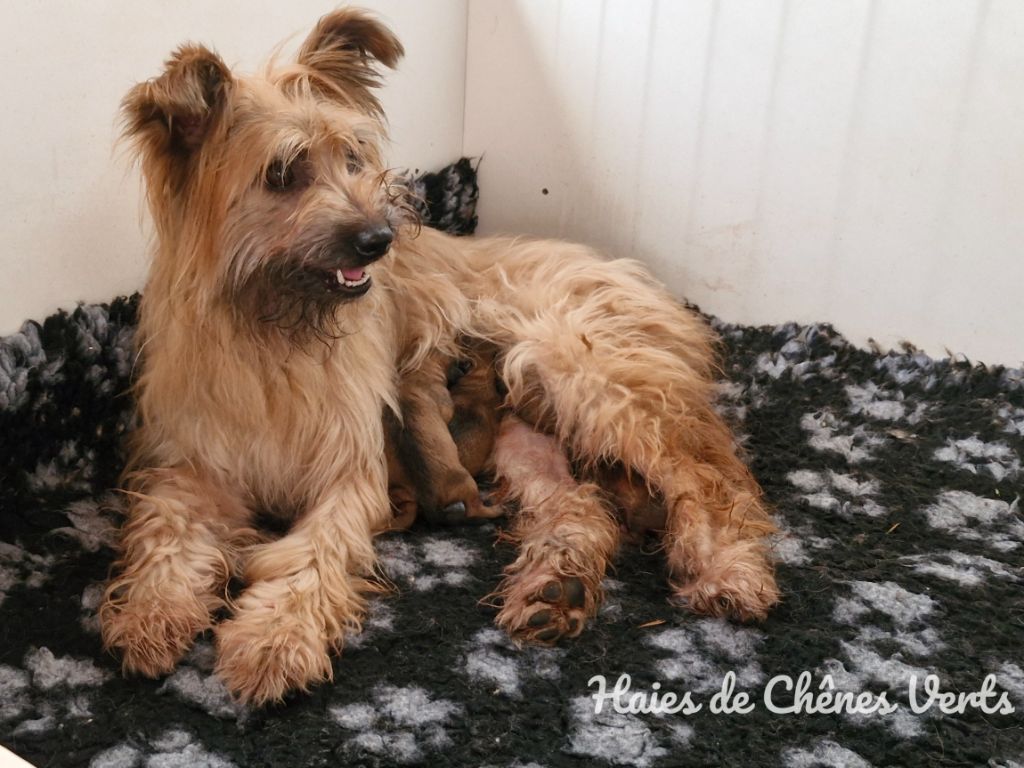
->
352 226 394 260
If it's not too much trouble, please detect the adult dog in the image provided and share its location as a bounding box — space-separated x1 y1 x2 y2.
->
101 8 778 704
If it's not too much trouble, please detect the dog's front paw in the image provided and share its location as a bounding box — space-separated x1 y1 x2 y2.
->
100 591 208 677
215 607 334 706
496 574 592 645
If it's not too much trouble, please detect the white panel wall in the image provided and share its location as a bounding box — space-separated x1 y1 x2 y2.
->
464 0 1024 366
5 1 1023 366
0 0 467 334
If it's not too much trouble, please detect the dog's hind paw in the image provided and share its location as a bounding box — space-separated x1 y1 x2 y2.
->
670 541 780 623
495 574 592 645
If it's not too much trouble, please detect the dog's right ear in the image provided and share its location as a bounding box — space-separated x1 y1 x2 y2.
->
122 44 232 167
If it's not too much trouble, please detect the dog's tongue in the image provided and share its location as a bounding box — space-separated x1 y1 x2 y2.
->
341 267 365 281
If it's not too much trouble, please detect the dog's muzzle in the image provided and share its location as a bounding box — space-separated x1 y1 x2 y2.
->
331 225 393 295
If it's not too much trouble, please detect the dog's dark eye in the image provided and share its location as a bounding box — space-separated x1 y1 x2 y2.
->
345 148 363 174
265 160 296 191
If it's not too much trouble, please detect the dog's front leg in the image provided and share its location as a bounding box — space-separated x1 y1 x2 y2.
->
214 483 382 705
101 469 252 677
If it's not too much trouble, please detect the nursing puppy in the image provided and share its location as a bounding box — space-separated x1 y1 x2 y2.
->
101 8 778 704
384 339 504 529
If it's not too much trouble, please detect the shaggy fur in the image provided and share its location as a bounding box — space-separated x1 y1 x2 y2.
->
100 7 778 705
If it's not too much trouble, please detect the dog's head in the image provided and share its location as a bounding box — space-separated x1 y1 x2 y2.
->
123 9 415 338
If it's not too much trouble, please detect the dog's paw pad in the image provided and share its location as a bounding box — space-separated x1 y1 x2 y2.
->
499 575 590 645
562 577 586 608
534 627 560 643
527 608 552 627
539 581 562 602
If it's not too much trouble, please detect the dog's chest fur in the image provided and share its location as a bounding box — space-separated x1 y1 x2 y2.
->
135 298 398 508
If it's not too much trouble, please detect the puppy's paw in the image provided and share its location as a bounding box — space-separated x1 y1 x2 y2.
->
100 592 208 677
496 574 592 645
424 470 483 525
425 470 505 525
215 609 333 706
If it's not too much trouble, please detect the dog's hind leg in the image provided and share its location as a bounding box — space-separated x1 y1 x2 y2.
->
100 470 253 677
653 419 779 621
214 477 385 705
489 415 619 644
490 253 779 621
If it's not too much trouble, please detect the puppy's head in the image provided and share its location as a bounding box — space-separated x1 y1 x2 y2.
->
123 9 415 339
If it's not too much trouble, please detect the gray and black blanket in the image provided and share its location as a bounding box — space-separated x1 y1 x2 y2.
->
1 161 1021 768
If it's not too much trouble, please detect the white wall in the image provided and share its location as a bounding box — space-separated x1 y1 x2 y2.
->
5 1 1023 367
0 0 467 334
464 0 1024 366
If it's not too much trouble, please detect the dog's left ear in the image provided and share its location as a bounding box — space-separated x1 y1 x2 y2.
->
297 8 404 115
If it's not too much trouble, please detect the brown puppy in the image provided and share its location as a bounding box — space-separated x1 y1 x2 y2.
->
101 8 778 704
384 340 504 530
383 342 664 545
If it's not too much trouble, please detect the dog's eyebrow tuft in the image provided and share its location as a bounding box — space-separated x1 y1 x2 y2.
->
253 132 313 179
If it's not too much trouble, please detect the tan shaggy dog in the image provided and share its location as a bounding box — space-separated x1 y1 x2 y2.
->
100 8 779 705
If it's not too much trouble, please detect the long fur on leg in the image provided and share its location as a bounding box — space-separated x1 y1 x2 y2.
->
447 238 780 620
215 479 384 705
101 469 254 676
490 415 620 643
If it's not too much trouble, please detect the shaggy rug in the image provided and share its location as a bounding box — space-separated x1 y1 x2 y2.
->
1 161 1022 768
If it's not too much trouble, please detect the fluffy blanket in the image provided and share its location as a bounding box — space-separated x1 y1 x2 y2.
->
1 161 1022 768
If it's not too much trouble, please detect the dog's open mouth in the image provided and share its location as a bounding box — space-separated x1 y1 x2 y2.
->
323 266 372 296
